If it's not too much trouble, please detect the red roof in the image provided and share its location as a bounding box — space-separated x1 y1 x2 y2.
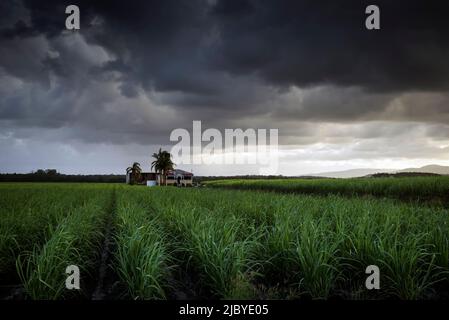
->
166 169 193 176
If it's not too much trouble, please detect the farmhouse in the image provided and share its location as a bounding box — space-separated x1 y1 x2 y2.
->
125 169 193 187
165 169 194 187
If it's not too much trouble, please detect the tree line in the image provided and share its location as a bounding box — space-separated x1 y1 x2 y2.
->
0 170 124 183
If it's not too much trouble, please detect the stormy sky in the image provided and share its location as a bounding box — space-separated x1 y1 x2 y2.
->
1 0 449 175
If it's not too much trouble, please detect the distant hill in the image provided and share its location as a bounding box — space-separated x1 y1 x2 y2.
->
396 165 449 175
308 165 449 178
308 168 393 178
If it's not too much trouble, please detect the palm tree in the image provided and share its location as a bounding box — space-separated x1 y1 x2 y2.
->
151 148 175 186
126 162 142 184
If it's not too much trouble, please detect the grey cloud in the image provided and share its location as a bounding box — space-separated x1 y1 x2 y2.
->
211 0 449 93
1 0 449 175
2 1 449 123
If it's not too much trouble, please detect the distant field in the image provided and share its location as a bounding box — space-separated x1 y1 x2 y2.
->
205 176 449 204
1 182 449 300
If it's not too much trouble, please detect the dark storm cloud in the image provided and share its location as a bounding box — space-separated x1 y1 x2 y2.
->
16 0 215 94
211 0 449 92
1 0 449 150
4 0 449 94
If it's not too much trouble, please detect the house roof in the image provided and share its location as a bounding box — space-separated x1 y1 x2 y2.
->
167 169 193 176
126 172 157 176
128 170 193 176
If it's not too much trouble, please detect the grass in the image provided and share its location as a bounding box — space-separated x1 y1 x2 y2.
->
175 212 260 298
115 190 170 299
2 180 449 300
14 185 113 299
141 188 262 298
205 176 449 204
118 186 449 299
0 184 100 277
